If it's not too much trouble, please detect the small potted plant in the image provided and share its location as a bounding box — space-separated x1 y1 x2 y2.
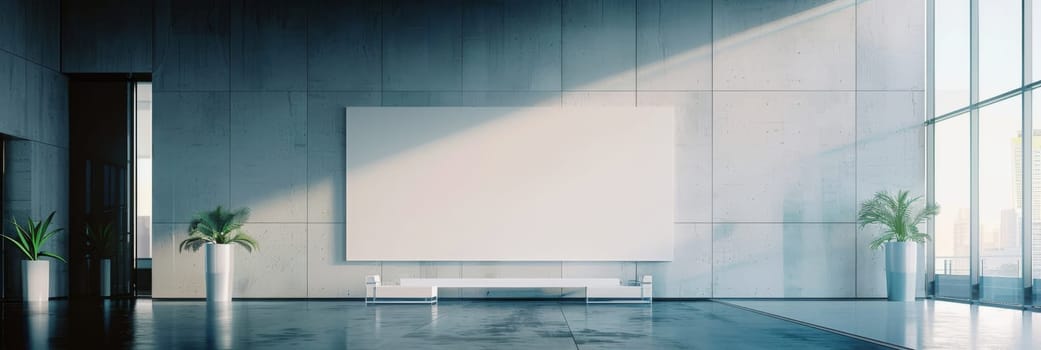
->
1 212 66 302
858 190 939 301
85 221 116 297
179 206 258 302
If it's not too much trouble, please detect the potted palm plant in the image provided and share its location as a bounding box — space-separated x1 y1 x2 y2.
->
1 212 66 302
85 221 116 297
179 206 258 302
858 190 939 301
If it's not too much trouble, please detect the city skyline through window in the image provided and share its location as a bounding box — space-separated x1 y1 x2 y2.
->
931 0 1039 306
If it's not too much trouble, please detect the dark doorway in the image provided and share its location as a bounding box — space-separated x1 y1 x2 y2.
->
67 75 147 298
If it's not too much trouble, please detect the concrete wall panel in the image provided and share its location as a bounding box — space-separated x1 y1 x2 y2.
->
307 0 381 91
230 0 307 90
154 0 230 91
636 0 711 91
638 92 712 223
153 92 231 223
713 92 856 223
61 0 151 73
855 91 926 297
0 52 28 138
713 223 856 297
636 224 712 297
462 0 561 91
229 92 308 222
306 223 381 298
382 0 462 91
713 0 855 90
233 223 308 297
856 0 925 90
307 92 381 223
562 0 636 91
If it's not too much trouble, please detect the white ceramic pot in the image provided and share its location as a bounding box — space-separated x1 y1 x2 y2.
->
884 241 917 301
100 258 112 297
206 244 234 302
22 260 50 302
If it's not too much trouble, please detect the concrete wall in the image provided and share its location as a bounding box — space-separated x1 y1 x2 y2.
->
0 0 69 299
150 0 925 298
61 0 152 73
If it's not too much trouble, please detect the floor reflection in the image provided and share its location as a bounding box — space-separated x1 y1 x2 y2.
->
207 302 233 349
0 299 911 349
27 302 49 350
727 299 1041 349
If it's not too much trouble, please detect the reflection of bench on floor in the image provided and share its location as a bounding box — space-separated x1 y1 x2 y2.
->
364 275 652 304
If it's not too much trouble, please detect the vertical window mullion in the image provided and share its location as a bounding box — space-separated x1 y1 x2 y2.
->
970 0 981 301
1023 0 1034 306
927 0 938 298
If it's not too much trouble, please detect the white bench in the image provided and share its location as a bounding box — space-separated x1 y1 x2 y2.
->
364 275 438 304
364 275 652 304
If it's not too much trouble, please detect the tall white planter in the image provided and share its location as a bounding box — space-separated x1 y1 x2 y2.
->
206 244 233 302
884 242 917 301
99 259 112 297
22 260 50 302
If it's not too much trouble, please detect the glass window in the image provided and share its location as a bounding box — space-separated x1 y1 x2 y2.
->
978 96 1023 304
135 83 152 261
1032 91 1041 307
1034 0 1041 82
934 114 971 300
978 0 1022 99
935 0 971 115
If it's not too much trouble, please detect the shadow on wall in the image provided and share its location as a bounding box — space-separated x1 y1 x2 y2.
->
327 0 861 264
154 0 877 297
340 0 857 174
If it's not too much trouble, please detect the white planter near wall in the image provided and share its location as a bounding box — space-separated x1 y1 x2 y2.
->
22 260 50 302
206 244 233 302
100 259 112 297
884 242 917 301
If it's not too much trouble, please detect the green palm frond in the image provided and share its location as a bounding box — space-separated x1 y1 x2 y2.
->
227 232 258 252
179 233 215 252
181 206 257 253
1 212 67 262
858 190 940 250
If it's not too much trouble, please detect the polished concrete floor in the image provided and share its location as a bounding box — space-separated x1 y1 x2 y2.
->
0 300 888 349
728 299 1041 350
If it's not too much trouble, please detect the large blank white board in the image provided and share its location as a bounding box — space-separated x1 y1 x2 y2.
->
346 107 674 261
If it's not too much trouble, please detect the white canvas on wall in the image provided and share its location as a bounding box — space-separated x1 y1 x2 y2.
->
346 107 675 261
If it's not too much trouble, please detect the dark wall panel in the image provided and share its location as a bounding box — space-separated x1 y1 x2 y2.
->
230 0 307 90
461 0 561 91
154 0 230 91
0 0 27 57
306 0 381 91
151 92 231 223
62 0 152 73
305 92 379 223
381 0 463 91
0 52 29 138
636 0 712 91
26 64 68 147
228 92 308 222
27 0 60 70
562 0 636 91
